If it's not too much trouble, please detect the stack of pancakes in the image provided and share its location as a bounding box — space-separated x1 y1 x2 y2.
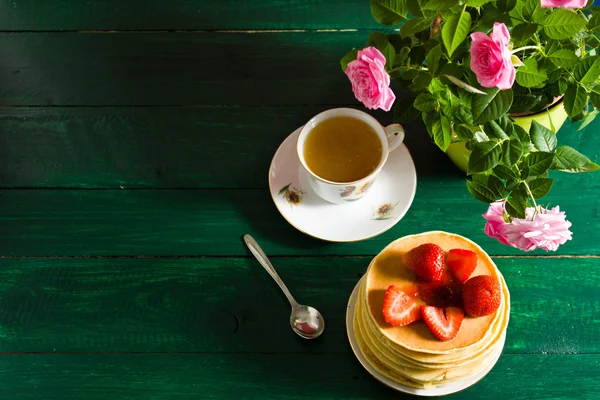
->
353 231 510 389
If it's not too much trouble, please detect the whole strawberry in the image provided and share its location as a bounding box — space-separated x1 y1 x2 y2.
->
403 243 445 282
462 275 501 317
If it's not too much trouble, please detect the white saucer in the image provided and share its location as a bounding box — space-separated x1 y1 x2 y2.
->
346 277 506 396
268 127 417 242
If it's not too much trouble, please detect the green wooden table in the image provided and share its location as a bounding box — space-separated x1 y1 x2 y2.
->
0 1 598 398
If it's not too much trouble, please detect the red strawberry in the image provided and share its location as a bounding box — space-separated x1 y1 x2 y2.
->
382 285 422 327
462 275 501 317
403 243 445 282
420 306 464 341
447 249 478 284
417 281 462 308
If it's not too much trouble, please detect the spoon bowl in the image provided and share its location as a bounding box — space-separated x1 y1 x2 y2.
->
290 304 325 339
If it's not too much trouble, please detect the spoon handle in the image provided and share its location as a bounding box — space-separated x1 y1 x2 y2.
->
244 234 298 307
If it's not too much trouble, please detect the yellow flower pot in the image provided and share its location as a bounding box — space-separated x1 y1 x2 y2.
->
446 99 569 173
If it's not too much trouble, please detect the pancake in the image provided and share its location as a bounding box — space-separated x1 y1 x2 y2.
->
352 231 510 389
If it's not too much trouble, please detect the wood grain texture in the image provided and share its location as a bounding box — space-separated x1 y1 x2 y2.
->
0 32 369 106
0 0 378 31
0 257 597 354
0 353 596 399
0 182 598 256
1 107 598 189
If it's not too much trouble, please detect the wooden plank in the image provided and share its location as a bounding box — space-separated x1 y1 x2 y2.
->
0 257 597 354
0 353 596 399
0 32 368 106
2 107 597 189
0 184 598 256
0 0 379 31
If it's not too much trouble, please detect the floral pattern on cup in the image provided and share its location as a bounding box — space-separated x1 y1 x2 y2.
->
373 201 399 220
340 186 356 198
279 183 304 206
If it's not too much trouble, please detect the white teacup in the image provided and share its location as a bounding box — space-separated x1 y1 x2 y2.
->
296 108 405 204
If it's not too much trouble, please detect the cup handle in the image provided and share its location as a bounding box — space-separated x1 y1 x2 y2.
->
385 123 405 152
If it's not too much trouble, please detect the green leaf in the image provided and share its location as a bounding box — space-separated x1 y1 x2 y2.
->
577 110 599 131
400 17 432 38
521 0 547 23
497 0 517 12
442 75 485 94
426 44 442 75
367 33 396 68
465 0 494 6
409 71 433 91
548 49 580 68
484 119 510 140
455 125 474 141
543 9 587 39
574 56 600 85
564 84 589 118
473 131 490 142
530 121 557 151
370 0 407 26
502 138 523 166
494 164 520 180
512 124 530 143
506 191 527 219
394 96 421 123
590 91 600 108
468 141 502 174
472 87 514 124
431 114 452 151
511 23 538 42
524 152 554 176
422 0 456 9
551 146 600 172
527 178 553 199
407 0 426 17
442 11 471 57
466 180 497 203
487 175 506 199
340 48 359 72
413 93 437 112
516 58 547 88
588 12 600 31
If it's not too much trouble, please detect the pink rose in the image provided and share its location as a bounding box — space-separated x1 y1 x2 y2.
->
345 47 396 112
503 206 573 252
483 201 573 252
483 200 510 245
540 0 586 8
469 23 515 90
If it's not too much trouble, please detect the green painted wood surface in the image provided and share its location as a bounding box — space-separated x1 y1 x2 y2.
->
0 257 596 354
0 0 379 31
0 32 368 106
1 4 599 399
0 185 598 257
1 107 598 189
0 354 596 399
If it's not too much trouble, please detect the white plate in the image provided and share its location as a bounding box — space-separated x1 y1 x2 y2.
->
268 127 417 242
346 277 506 396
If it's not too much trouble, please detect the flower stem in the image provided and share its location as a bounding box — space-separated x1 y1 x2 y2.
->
523 181 539 216
511 45 541 54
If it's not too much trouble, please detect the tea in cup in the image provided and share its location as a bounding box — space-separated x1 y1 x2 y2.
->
297 108 404 204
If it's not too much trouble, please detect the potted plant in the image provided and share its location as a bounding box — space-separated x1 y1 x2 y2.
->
341 0 600 251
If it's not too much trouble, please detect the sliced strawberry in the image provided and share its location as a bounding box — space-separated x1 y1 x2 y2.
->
447 249 478 284
420 306 464 341
417 281 462 308
462 275 501 317
403 243 445 282
382 285 422 327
